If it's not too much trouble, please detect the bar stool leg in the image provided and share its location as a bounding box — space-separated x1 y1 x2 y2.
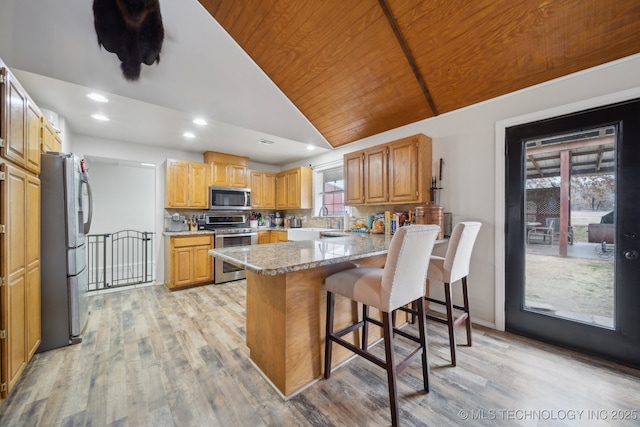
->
362 304 369 351
444 282 457 366
416 297 430 392
462 276 472 346
324 291 335 379
382 311 399 427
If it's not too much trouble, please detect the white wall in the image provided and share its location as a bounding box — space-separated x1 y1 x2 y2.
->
85 160 155 235
285 54 640 328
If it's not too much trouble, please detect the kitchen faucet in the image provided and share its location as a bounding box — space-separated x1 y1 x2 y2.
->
318 206 328 216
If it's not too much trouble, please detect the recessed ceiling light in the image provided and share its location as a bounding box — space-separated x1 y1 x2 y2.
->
193 118 208 126
87 93 108 103
183 132 196 139
91 113 109 121
307 145 316 151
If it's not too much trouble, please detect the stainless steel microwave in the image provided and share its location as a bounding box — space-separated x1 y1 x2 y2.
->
209 186 251 210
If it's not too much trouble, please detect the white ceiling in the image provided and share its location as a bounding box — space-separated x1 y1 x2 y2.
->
0 0 333 165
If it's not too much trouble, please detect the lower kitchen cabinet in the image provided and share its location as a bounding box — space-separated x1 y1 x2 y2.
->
164 234 214 290
257 230 271 244
270 230 288 243
257 230 288 244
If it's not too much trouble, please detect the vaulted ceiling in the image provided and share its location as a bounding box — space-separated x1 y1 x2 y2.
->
200 0 640 148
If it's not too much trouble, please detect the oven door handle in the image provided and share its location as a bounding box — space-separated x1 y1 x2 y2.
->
218 233 257 239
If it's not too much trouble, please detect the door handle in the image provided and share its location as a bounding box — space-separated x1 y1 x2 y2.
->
623 250 639 260
623 232 638 239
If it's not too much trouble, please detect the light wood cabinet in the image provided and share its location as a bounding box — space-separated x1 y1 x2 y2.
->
250 170 276 209
275 167 312 210
164 234 214 290
364 145 388 205
344 151 365 205
344 134 432 206
0 162 41 399
257 230 271 244
41 117 62 153
165 159 209 208
25 100 41 174
258 230 288 243
270 230 289 243
204 151 249 188
0 66 42 175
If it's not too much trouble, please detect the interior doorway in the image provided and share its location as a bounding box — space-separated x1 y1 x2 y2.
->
505 99 640 369
83 156 156 291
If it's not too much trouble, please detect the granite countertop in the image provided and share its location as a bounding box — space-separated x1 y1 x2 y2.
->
163 230 216 236
209 233 394 276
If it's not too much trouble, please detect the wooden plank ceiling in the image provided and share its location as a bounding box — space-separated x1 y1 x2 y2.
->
199 0 640 148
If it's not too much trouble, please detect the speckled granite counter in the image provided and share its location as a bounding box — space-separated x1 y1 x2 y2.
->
163 230 215 236
208 233 393 276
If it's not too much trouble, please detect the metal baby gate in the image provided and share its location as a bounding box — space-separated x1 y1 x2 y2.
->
87 230 155 291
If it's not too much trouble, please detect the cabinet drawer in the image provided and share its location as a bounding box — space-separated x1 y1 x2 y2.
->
173 235 212 248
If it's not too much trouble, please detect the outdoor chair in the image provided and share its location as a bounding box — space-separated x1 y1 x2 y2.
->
527 224 554 245
546 218 574 245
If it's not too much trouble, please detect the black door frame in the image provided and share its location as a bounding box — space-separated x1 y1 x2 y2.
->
505 98 640 369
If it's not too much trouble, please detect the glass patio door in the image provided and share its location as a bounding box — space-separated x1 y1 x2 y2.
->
505 99 640 369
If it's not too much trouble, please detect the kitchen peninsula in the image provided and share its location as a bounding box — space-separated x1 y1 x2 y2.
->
209 233 398 398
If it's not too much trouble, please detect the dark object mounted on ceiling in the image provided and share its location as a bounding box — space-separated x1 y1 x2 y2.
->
93 0 164 81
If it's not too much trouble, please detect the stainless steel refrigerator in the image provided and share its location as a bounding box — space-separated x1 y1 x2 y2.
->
39 153 93 352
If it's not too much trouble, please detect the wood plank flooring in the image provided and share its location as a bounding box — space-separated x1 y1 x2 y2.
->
1 280 639 426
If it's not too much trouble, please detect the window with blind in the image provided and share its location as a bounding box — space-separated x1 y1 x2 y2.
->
320 167 344 215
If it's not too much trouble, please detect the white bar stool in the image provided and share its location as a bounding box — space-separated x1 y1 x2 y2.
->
425 221 481 366
323 225 440 427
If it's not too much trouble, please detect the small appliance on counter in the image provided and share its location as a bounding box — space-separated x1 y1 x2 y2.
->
274 212 283 226
164 213 189 232
290 217 302 228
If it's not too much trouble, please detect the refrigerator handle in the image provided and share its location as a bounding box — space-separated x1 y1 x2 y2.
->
82 173 93 234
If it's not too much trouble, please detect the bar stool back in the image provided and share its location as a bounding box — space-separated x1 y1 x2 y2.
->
426 221 481 366
324 224 440 427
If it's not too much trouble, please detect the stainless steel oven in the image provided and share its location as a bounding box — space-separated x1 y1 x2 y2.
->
214 229 257 283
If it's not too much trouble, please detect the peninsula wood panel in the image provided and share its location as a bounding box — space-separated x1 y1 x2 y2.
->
246 263 364 397
245 253 401 398
201 0 640 147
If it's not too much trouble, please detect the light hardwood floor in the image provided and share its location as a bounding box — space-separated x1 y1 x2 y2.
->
1 280 639 426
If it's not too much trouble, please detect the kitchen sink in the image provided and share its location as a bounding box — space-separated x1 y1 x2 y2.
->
287 228 333 241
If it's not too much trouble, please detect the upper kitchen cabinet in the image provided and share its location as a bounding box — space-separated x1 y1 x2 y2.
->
250 170 276 209
41 116 62 153
344 151 366 205
165 159 209 209
276 167 312 210
344 134 432 206
0 64 42 174
204 151 249 188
